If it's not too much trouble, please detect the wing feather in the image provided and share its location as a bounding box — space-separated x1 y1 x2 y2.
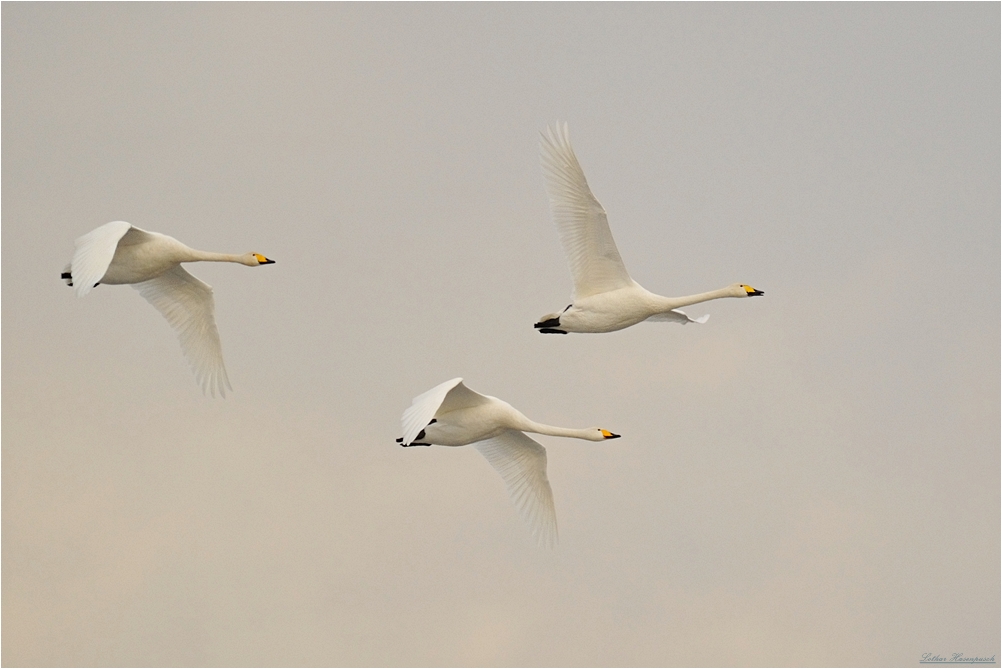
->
400 378 491 446
475 431 558 548
132 265 231 397
69 221 133 297
540 123 633 299
645 309 710 325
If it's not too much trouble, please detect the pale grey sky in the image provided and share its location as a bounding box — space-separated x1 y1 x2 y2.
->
2 3 999 666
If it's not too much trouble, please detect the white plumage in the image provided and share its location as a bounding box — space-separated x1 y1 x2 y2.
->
62 221 275 396
536 123 763 334
399 378 620 547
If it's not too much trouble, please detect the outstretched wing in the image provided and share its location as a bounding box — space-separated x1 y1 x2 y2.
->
69 221 153 298
540 123 634 299
401 378 490 446
132 265 231 397
475 430 558 548
645 309 710 325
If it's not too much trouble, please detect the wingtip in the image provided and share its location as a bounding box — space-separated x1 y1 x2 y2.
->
541 121 567 143
535 524 558 550
199 371 232 399
695 314 710 324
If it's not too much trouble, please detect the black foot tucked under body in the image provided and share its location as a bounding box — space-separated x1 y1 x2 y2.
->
395 419 437 446
534 316 562 329
61 271 98 288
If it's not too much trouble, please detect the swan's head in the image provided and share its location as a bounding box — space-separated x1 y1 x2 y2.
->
733 283 763 297
590 428 621 442
241 253 276 267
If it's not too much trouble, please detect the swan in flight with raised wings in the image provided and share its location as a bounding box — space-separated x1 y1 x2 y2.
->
61 220 275 396
397 377 620 547
535 123 763 334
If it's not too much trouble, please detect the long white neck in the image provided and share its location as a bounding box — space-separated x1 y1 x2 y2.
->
184 249 247 264
654 286 737 310
520 419 598 441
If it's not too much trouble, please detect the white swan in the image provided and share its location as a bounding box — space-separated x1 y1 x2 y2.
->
535 123 763 334
62 220 275 396
397 377 620 547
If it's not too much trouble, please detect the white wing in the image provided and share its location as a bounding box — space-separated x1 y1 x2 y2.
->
132 265 231 397
540 123 634 299
475 430 558 548
645 309 710 325
69 221 135 297
401 377 490 446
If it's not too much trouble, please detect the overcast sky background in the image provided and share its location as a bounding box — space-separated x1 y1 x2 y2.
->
3 3 999 666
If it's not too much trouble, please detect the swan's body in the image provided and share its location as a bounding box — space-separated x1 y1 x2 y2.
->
535 123 763 334
62 221 275 396
398 378 620 546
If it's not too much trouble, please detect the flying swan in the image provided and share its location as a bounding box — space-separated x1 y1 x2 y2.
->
62 220 275 396
535 123 763 334
397 377 621 546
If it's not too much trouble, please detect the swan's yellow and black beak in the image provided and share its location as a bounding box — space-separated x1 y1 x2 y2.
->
744 285 764 297
601 429 621 440
254 254 276 265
